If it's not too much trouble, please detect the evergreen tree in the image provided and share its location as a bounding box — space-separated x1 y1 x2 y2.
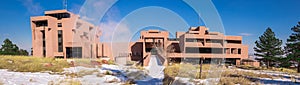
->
286 22 300 73
19 49 29 56
0 38 28 56
254 28 283 68
0 38 19 55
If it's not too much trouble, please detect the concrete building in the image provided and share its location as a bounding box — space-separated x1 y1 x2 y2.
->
129 26 249 66
31 10 256 66
31 10 100 59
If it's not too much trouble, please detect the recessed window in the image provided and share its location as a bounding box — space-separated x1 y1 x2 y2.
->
58 30 63 52
45 13 70 20
58 23 62 27
76 23 82 28
226 40 241 44
89 27 93 31
185 47 223 54
35 20 48 27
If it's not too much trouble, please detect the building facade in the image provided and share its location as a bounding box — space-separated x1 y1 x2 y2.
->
31 10 100 59
31 10 253 66
129 26 248 66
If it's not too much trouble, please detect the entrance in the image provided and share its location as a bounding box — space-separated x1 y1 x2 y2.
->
66 47 82 58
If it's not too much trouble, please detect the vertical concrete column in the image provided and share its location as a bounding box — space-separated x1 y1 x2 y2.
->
142 39 146 66
236 59 241 66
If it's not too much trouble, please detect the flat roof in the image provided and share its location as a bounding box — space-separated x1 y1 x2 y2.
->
44 10 71 15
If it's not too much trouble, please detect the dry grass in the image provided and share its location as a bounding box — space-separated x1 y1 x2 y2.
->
0 55 70 72
107 60 115 65
164 63 212 79
163 63 213 84
222 69 274 79
72 59 95 67
57 58 115 68
65 69 99 78
49 79 81 85
268 67 298 74
218 77 254 85
238 65 298 75
164 63 276 85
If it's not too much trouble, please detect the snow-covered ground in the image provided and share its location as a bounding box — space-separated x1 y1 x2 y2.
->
0 69 66 85
0 65 126 85
0 55 165 85
2 55 299 85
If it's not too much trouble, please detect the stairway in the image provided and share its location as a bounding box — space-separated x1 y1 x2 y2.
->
147 55 164 78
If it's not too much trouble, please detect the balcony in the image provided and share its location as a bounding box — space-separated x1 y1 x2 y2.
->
203 43 223 47
184 42 204 47
35 27 48 30
224 43 242 48
180 53 242 58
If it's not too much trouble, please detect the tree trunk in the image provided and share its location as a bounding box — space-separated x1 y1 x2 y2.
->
199 58 203 79
267 60 270 69
298 62 300 73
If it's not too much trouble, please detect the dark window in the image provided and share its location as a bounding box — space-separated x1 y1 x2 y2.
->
238 48 241 54
168 38 179 41
186 38 204 42
41 30 46 57
58 30 63 52
35 20 48 27
206 39 223 43
205 31 209 34
66 47 82 58
185 47 223 54
58 23 62 27
146 48 152 52
226 40 241 44
55 56 64 58
89 27 93 31
45 13 71 20
231 48 238 54
149 31 160 33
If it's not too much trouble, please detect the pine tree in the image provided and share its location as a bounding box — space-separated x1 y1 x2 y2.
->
0 38 19 55
254 28 283 68
0 38 28 56
19 49 29 56
286 22 300 73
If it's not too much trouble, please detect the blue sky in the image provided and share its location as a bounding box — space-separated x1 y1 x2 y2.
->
0 0 299 54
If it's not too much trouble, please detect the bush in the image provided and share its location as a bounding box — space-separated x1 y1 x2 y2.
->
108 60 115 65
237 65 262 70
